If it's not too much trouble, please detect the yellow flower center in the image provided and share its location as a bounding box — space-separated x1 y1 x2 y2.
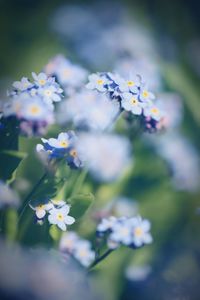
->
63 69 71 78
39 79 46 85
57 213 64 221
97 79 104 85
134 227 143 237
59 140 69 148
70 149 77 157
127 80 135 87
30 105 40 115
142 90 149 98
44 89 52 96
121 228 129 236
79 249 87 257
37 204 45 210
151 107 159 114
130 97 138 106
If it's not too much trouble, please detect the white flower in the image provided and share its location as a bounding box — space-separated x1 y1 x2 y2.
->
121 92 143 115
32 72 53 87
38 84 63 104
110 219 133 245
59 231 79 253
13 77 33 91
41 132 75 149
0 181 19 208
139 87 155 103
73 240 95 267
86 73 111 92
113 73 141 93
48 205 75 231
30 202 53 219
143 105 162 121
97 216 117 233
50 199 66 207
128 216 153 247
76 133 131 182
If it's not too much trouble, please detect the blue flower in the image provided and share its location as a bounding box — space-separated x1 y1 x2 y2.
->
32 72 54 87
121 92 143 115
13 77 33 91
86 73 111 92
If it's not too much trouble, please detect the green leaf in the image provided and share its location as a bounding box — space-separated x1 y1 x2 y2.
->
68 193 95 219
0 150 27 181
49 225 61 241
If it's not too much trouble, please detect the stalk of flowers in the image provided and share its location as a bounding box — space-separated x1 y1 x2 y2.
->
96 215 152 250
44 55 88 96
86 72 164 133
36 131 83 169
2 72 63 136
59 231 95 267
30 199 75 231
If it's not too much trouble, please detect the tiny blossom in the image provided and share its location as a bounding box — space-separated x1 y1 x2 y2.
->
139 86 155 103
97 216 117 234
30 202 53 219
59 231 95 267
32 72 53 87
38 84 63 105
13 77 33 91
44 55 88 92
112 73 141 93
36 131 82 168
50 199 66 208
0 181 19 208
48 204 75 231
73 240 95 267
76 133 131 182
86 73 111 92
97 215 152 249
143 105 162 121
121 92 143 115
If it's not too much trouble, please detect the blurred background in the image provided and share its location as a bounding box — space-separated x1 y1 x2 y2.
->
0 0 200 299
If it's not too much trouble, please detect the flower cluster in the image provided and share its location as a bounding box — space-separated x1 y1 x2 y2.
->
86 72 163 132
36 131 82 168
97 215 152 249
45 55 88 95
2 72 63 135
59 231 95 267
30 199 75 231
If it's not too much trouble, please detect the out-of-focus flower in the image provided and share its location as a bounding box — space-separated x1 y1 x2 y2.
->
36 131 82 169
56 89 120 131
0 181 19 208
76 133 131 182
48 204 75 231
59 231 95 267
143 105 162 121
96 215 152 249
0 241 94 300
125 264 152 281
32 72 54 87
151 132 200 192
73 240 95 267
38 84 63 105
86 73 111 92
44 55 88 94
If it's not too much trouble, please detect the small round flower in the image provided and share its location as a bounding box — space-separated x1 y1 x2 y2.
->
59 232 79 253
110 219 132 245
128 216 153 247
32 72 53 87
48 204 75 231
41 131 75 150
139 87 155 103
73 240 95 267
20 96 52 121
113 74 141 93
143 105 162 121
97 216 117 234
86 73 111 92
121 92 142 115
12 77 33 91
30 202 53 219
38 84 63 104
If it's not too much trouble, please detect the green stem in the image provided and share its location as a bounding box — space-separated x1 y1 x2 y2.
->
71 169 88 197
18 171 48 223
89 249 113 270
